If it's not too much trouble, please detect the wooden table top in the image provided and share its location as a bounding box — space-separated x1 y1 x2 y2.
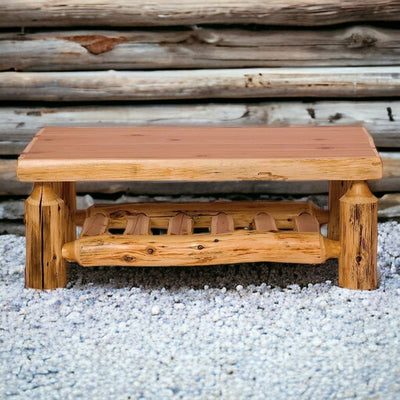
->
17 126 383 182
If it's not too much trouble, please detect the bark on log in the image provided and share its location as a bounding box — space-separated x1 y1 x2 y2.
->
1 101 399 155
2 25 400 71
1 68 399 101
1 155 399 196
0 1 399 27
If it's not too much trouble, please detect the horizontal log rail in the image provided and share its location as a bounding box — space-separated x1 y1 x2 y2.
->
1 101 399 155
76 201 329 229
2 154 399 196
2 25 400 71
62 231 341 267
0 1 399 27
1 68 399 101
3 194 400 223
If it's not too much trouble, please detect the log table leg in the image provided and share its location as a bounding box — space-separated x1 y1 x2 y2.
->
328 180 352 240
51 182 77 243
25 182 76 289
339 181 378 290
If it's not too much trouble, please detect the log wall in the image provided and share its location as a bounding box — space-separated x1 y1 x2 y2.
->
0 1 400 216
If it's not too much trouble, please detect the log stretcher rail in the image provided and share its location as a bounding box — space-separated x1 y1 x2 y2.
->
63 201 340 267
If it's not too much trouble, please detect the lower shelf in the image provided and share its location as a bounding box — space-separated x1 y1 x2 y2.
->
65 200 339 267
62 230 340 267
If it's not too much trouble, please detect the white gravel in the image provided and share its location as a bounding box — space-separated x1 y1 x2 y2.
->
1 221 400 400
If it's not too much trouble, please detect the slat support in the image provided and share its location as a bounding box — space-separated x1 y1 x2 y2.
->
78 201 329 230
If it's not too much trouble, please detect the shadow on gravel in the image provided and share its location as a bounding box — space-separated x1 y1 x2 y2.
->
67 260 338 291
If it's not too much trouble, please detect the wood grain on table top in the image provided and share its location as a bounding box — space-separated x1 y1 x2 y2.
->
20 126 379 159
17 126 383 182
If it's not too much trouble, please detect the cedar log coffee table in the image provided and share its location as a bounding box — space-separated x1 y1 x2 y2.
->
17 126 383 290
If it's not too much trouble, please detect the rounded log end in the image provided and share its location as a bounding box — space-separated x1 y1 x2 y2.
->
62 241 78 262
322 237 341 259
340 181 378 204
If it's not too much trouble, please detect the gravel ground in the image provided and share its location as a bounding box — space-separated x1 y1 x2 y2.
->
1 221 400 400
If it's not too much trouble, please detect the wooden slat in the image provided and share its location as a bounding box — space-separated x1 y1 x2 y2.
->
0 1 398 27
252 212 278 232
124 214 151 235
2 67 399 102
167 213 194 235
294 213 320 233
62 230 341 267
211 213 234 234
2 26 400 71
80 213 109 237
84 200 328 230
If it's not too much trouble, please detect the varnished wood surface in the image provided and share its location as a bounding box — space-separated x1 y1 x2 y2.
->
62 231 341 267
328 181 352 240
124 214 151 235
25 183 68 289
339 181 378 290
294 213 320 233
210 213 235 234
17 126 383 182
251 212 278 233
80 213 109 237
80 201 329 230
168 213 194 235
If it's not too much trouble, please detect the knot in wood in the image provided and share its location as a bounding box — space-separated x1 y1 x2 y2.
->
123 255 135 262
346 33 377 49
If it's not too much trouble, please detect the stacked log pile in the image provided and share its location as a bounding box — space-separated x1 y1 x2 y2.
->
0 0 399 201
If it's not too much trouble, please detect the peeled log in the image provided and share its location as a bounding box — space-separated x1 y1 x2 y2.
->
25 183 68 289
2 155 400 196
0 67 399 102
62 231 341 267
339 182 378 290
2 26 400 71
0 1 399 27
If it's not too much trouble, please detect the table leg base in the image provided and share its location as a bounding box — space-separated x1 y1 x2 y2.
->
339 181 378 290
25 183 74 289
